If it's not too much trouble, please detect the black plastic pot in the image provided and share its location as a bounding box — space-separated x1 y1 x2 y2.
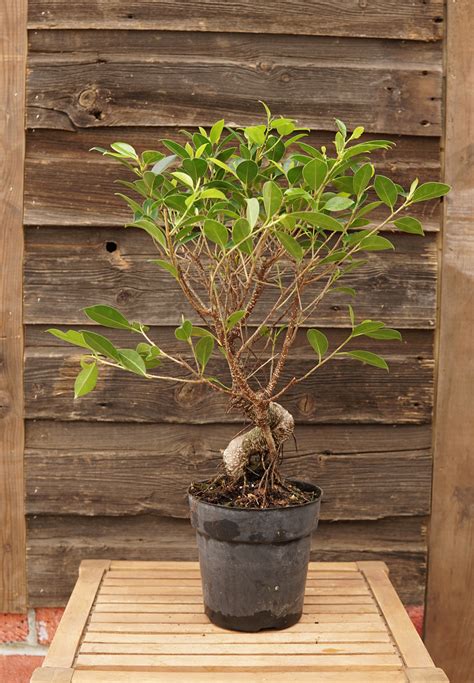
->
188 480 322 632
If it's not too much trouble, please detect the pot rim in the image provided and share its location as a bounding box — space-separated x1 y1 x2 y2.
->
188 479 323 513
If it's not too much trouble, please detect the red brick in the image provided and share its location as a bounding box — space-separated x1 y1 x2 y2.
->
0 614 28 644
406 604 425 636
35 608 64 646
0 655 44 683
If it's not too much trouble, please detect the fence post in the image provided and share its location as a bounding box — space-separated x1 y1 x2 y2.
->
0 0 27 612
425 1 474 680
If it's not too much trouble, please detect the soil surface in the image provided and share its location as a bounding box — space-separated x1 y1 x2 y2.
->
190 473 319 509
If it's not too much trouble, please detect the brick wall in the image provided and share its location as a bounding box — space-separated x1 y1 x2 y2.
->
0 609 63 683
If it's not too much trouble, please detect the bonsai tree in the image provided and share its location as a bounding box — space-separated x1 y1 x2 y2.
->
49 104 448 507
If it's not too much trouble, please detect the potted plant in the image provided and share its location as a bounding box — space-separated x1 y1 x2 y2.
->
48 105 448 632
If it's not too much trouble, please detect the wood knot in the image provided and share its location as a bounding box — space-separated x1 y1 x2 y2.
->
0 390 11 418
116 289 133 304
297 393 316 417
78 87 98 108
258 61 272 73
175 382 207 407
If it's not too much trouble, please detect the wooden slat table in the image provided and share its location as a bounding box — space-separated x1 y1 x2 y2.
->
31 560 448 682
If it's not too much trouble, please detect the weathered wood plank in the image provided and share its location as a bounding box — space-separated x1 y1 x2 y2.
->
26 514 427 606
24 228 437 328
25 422 432 519
23 128 441 227
27 0 445 41
425 2 474 681
0 0 27 612
24 342 434 424
28 29 444 62
26 32 442 134
43 561 110 669
361 563 433 668
71 673 408 683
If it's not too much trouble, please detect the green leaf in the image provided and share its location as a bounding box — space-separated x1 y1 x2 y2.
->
275 231 304 261
151 154 176 174
162 139 190 159
151 259 179 278
115 192 143 215
110 142 138 159
407 178 419 200
82 331 120 361
263 181 283 218
208 157 237 177
195 336 214 371
307 328 329 361
343 350 389 371
175 319 193 342
352 320 385 337
354 201 383 219
118 349 147 376
47 328 90 350
393 216 424 235
232 218 252 254
291 211 345 232
272 117 296 136
344 140 394 160
200 188 227 200
125 217 167 250
226 309 246 331
83 305 133 330
236 159 259 184
374 175 398 208
136 342 161 360
246 197 260 228
74 362 98 398
302 158 327 190
244 125 266 146
350 126 364 140
163 194 187 212
359 235 395 251
171 171 194 189
353 163 374 196
335 118 347 138
411 182 450 203
324 196 354 212
209 119 225 144
182 158 207 181
191 326 216 339
319 250 348 264
203 218 228 248
348 304 355 327
345 229 373 246
365 328 402 341
333 286 356 297
142 150 165 166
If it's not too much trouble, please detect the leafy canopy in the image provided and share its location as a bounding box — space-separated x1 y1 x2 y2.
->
50 104 449 403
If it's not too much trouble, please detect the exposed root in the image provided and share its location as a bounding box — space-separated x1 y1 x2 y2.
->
222 402 294 478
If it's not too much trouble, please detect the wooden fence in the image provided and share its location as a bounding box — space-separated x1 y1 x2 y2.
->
1 1 473 680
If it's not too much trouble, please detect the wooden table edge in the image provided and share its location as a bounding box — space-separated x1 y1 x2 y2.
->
357 562 436 670
42 560 111 669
